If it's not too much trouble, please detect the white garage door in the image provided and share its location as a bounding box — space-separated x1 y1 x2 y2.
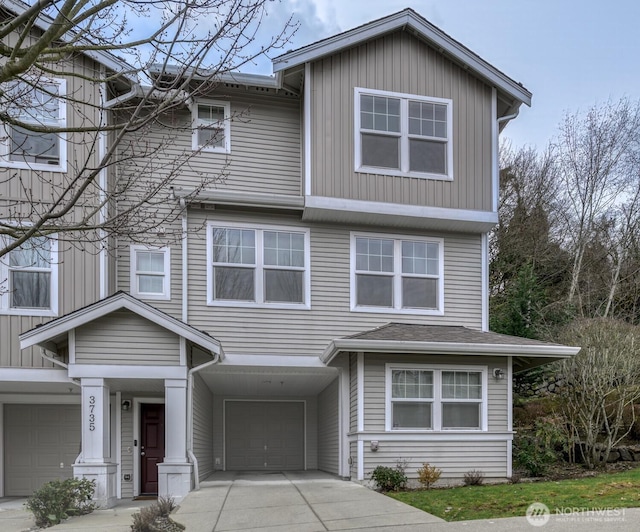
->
4 404 81 496
225 401 304 471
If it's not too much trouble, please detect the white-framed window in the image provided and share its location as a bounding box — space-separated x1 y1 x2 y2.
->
192 100 231 153
354 87 453 180
350 232 444 314
206 222 310 309
0 235 59 316
386 364 487 431
130 246 171 300
1 78 67 172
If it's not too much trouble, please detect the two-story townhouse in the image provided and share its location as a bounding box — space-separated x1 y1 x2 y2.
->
3 7 579 507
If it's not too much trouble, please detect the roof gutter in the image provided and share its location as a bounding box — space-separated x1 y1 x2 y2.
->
321 338 580 365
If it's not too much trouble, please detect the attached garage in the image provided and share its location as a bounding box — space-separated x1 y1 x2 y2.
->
225 401 304 470
4 404 81 496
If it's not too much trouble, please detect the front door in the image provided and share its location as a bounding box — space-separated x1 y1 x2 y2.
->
140 403 165 494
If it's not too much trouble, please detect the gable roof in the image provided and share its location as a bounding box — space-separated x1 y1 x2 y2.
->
273 8 531 107
19 291 223 358
321 323 579 371
2 0 134 75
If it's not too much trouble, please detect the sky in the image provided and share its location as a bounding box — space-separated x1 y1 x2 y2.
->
247 0 640 150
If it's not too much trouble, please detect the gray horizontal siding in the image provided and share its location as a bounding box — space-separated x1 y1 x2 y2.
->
120 395 134 499
186 210 482 357
318 378 339 474
74 310 180 365
310 30 493 211
193 373 214 480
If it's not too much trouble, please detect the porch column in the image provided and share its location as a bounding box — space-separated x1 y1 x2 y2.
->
158 379 192 503
74 378 117 508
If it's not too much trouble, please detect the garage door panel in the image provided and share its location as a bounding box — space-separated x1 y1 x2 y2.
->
225 401 304 471
4 405 81 496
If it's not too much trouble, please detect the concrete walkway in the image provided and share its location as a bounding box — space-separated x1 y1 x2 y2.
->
1 471 639 531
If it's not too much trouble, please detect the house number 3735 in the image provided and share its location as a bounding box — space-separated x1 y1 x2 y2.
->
88 395 96 431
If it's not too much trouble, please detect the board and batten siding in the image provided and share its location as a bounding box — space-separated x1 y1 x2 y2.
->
310 30 493 211
363 354 508 432
192 373 214 480
0 243 100 368
317 378 339 474
118 90 301 197
186 210 482 356
74 310 180 365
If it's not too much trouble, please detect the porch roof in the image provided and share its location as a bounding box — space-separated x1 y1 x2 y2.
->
19 291 223 359
321 323 580 372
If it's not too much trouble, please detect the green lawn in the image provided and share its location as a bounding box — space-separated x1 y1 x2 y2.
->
388 468 640 521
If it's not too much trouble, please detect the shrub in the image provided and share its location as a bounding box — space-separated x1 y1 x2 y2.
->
131 497 184 532
25 477 95 528
513 415 568 476
463 470 484 486
417 463 442 489
370 463 408 492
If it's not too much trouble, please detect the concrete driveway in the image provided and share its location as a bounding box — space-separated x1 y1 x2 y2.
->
177 470 444 531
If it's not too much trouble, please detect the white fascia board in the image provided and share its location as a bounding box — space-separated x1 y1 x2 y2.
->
179 189 304 211
304 195 498 231
0 368 72 383
19 293 222 357
3 0 134 77
321 339 580 364
149 64 277 89
68 364 188 379
273 10 531 106
219 354 325 368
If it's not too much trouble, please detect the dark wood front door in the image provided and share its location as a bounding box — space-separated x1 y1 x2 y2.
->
141 403 165 494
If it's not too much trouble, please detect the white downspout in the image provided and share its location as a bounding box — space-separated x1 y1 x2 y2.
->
181 198 188 323
187 354 220 490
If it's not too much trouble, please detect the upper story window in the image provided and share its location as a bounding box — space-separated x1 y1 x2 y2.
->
192 100 230 153
130 245 170 300
207 222 310 309
1 78 67 172
354 87 452 180
350 232 444 315
386 364 487 431
0 235 59 316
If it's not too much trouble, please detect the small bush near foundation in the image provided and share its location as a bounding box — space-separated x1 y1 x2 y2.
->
417 463 442 489
25 478 95 528
131 497 185 532
463 470 484 486
508 471 522 484
370 464 408 492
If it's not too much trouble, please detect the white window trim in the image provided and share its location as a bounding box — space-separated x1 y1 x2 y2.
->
385 363 488 432
354 87 453 180
0 234 59 316
350 231 444 315
206 221 311 310
0 78 68 172
192 99 231 154
130 245 171 301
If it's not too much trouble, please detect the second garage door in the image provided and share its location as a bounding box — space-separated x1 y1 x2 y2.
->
4 404 81 496
225 401 304 470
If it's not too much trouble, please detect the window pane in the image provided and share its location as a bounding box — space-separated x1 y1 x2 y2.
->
10 271 50 308
10 126 60 164
402 240 429 274
264 269 303 303
213 266 254 301
361 134 399 169
393 403 432 429
442 371 482 399
442 403 480 429
212 228 255 265
138 274 164 294
409 138 446 174
361 95 401 133
197 127 224 148
402 277 437 309
356 274 392 307
137 251 164 273
9 237 50 268
355 237 394 272
392 370 433 398
264 231 304 267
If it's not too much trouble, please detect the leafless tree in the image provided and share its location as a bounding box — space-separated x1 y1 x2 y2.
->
0 0 295 258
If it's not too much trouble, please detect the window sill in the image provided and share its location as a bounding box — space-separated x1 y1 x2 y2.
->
207 300 311 311
356 165 453 181
0 160 67 173
193 146 231 155
0 308 58 317
351 305 444 316
131 292 171 301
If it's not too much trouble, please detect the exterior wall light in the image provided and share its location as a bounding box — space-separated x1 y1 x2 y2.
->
370 440 379 452
493 368 505 380
121 400 131 411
